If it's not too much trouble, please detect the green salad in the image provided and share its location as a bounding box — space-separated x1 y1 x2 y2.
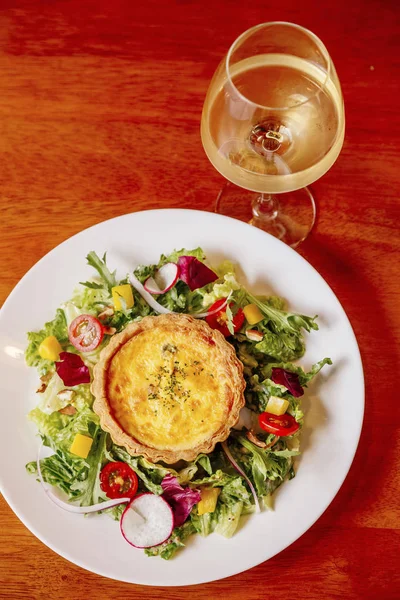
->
26 248 331 559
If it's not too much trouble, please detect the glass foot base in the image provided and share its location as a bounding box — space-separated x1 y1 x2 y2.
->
215 183 316 248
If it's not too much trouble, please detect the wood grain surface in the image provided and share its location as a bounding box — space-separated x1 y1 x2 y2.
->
1 1 399 598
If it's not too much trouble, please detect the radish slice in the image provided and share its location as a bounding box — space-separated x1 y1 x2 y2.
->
143 263 179 295
221 441 261 513
37 443 130 513
129 273 173 314
143 277 162 294
120 493 174 548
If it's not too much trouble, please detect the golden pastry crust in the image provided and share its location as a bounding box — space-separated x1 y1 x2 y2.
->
91 313 245 464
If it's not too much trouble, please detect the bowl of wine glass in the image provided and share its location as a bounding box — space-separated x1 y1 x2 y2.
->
201 22 345 247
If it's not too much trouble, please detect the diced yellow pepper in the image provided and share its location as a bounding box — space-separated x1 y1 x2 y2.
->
70 434 93 459
197 487 221 515
243 304 264 325
112 284 134 311
38 336 63 361
266 396 290 416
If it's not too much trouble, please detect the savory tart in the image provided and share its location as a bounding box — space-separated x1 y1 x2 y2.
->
91 313 245 463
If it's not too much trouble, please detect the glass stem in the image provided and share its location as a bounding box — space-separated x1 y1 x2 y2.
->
251 193 279 221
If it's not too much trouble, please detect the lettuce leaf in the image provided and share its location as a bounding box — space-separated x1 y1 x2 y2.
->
190 463 252 539
144 521 196 560
70 431 107 505
218 474 252 507
246 291 318 335
110 446 164 494
42 404 99 453
229 436 299 497
190 469 237 488
27 406 107 506
190 510 216 537
108 293 153 331
242 290 318 362
248 359 332 416
155 281 188 312
246 436 297 480
214 501 243 538
85 251 117 293
28 406 70 437
110 447 212 494
161 247 206 265
201 272 241 307
255 327 305 361
35 372 68 414
71 284 111 312
195 454 213 476
32 376 94 418
60 301 84 328
26 449 86 497
190 468 251 539
191 500 245 539
262 358 332 386
25 309 68 374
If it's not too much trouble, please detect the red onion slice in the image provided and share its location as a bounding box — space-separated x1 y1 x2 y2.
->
37 443 130 513
129 273 173 314
221 441 261 513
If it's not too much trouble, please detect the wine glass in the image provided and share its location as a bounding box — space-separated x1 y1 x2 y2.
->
201 22 345 247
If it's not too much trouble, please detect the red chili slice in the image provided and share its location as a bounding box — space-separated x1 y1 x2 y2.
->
258 412 300 436
68 314 104 352
206 298 245 337
100 462 139 500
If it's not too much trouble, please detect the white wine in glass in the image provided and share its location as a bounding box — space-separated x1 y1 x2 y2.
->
201 22 345 247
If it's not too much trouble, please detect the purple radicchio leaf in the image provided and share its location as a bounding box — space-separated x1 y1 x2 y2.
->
161 474 201 527
55 352 91 386
177 256 218 291
271 367 304 398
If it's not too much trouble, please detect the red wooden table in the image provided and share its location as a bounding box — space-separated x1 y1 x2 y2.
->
0 1 399 598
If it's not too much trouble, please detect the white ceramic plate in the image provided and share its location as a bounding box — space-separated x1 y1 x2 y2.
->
0 209 364 586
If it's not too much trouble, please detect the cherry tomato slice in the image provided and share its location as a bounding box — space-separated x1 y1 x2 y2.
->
206 299 245 337
258 411 300 436
68 314 104 352
100 461 139 499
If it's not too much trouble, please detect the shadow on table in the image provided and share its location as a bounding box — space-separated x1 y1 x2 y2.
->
295 233 397 527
